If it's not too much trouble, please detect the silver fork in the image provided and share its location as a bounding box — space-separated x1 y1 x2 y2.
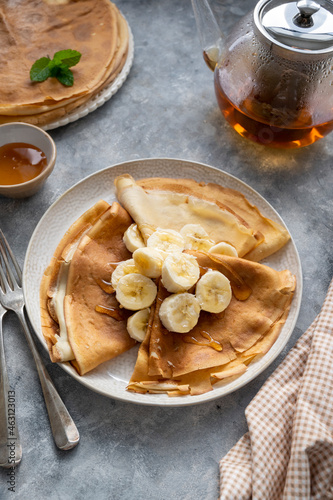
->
0 230 79 450
0 300 22 467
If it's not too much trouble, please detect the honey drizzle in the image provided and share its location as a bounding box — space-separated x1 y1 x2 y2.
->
183 330 222 351
95 305 124 321
96 278 114 294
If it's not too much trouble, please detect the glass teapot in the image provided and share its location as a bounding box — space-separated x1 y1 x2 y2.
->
192 0 333 148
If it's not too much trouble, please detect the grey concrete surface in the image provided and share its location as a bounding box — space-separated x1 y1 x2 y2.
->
0 0 332 499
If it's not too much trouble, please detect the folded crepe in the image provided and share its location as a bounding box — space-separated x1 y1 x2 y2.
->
114 175 290 262
0 0 129 126
128 252 296 396
136 177 290 262
40 200 137 375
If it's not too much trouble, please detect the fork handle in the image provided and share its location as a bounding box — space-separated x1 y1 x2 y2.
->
16 308 79 450
0 317 22 467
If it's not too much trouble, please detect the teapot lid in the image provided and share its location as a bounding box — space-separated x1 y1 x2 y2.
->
255 0 333 52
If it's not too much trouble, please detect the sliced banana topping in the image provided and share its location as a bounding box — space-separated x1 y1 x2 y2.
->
180 224 214 251
111 259 140 289
127 308 150 342
208 242 238 257
123 223 145 253
147 228 185 254
116 273 157 310
159 292 201 333
133 247 166 278
161 252 200 293
195 270 232 313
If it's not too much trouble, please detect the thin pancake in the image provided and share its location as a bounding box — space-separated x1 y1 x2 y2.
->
114 174 259 258
40 201 137 375
0 0 117 108
40 198 110 358
128 252 295 396
0 0 129 125
65 203 136 375
136 177 290 262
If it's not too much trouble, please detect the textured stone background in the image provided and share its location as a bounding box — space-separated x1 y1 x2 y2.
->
0 0 332 498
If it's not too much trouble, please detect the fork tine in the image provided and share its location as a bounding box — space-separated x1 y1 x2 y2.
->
0 244 15 292
0 260 4 292
0 252 11 294
0 230 22 284
0 234 21 292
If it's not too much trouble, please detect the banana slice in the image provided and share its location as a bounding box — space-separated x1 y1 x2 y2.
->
161 252 200 293
195 270 232 313
159 292 201 333
133 247 166 278
127 308 150 342
123 223 145 253
180 224 214 251
111 259 140 289
147 228 185 254
208 242 238 257
116 274 157 310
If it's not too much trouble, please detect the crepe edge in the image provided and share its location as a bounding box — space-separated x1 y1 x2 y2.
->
39 199 110 363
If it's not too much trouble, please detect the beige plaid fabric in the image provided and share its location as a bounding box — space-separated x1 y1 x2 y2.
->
219 278 333 500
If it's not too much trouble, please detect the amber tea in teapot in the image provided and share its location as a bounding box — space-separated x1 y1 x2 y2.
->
193 0 333 148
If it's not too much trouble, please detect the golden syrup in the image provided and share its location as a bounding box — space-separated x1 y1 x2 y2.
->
183 330 222 351
214 72 333 148
96 278 114 294
95 305 124 321
0 142 47 185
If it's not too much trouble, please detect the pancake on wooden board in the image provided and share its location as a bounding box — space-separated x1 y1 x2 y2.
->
114 174 290 262
0 0 129 126
128 252 296 396
40 201 137 376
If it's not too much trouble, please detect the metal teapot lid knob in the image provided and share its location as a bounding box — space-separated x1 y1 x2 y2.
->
256 0 333 51
294 0 320 27
297 0 320 17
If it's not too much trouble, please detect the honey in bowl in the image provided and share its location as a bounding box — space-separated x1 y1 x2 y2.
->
0 142 47 185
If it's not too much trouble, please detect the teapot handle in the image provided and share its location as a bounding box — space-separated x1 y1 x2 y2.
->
191 0 224 70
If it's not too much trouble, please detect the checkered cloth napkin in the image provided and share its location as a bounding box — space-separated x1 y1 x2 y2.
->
219 278 333 500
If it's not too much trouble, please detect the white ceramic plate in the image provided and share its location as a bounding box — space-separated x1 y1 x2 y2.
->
23 159 302 407
42 20 134 131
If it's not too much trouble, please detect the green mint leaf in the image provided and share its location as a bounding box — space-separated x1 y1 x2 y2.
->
56 67 74 87
53 49 81 67
30 57 52 82
48 59 57 75
29 49 81 85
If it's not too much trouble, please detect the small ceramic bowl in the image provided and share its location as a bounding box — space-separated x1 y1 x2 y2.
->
0 122 57 198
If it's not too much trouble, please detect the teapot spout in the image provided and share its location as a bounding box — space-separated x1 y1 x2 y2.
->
191 0 224 71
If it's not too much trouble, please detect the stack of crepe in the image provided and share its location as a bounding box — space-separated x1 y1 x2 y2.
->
40 174 296 396
0 0 129 127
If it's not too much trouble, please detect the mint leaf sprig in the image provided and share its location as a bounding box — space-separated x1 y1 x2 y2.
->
30 49 82 87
